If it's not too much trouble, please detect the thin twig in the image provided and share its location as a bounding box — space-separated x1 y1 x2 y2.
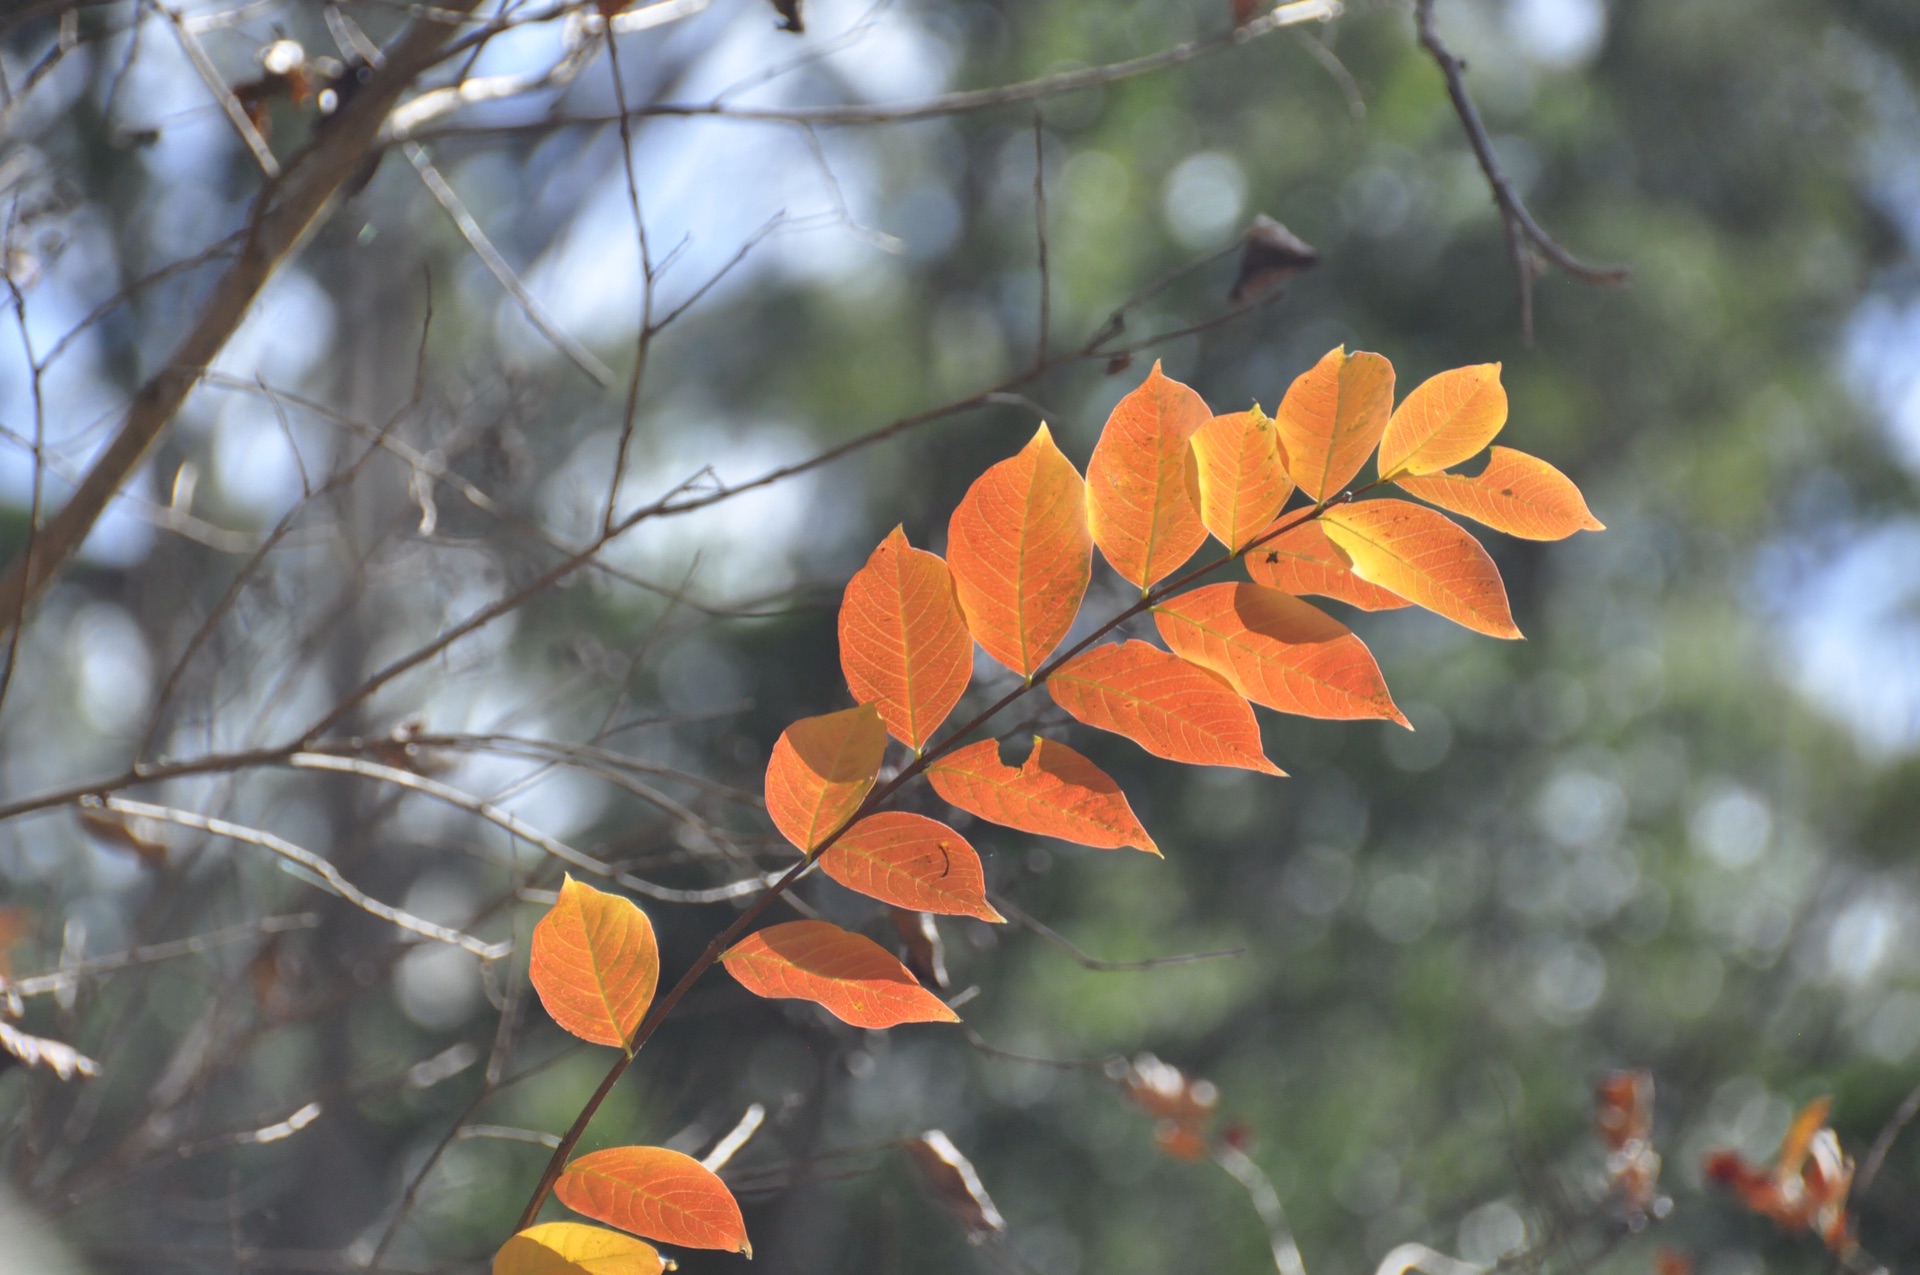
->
1033 108 1050 370
1857 1077 1920 1195
992 896 1246 972
4 914 319 998
158 4 281 178
98 796 510 959
1412 0 1626 343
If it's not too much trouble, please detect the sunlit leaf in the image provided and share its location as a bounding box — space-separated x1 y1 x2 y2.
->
1394 446 1604 540
1320 500 1521 639
839 526 972 749
1189 405 1294 552
721 919 960 1029
1153 583 1406 725
1377 362 1506 478
530 876 660 1049
1244 518 1410 611
764 704 887 852
1047 641 1283 774
493 1222 666 1275
821 812 1003 922
928 737 1157 854
0 1020 100 1080
1085 361 1211 588
1272 346 1394 501
556 1146 748 1255
946 424 1091 677
908 1130 1007 1238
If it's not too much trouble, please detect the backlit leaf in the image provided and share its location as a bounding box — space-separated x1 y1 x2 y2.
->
530 876 660 1049
946 424 1091 678
1153 583 1407 725
839 527 972 749
1190 406 1294 552
1321 500 1521 639
821 812 1003 922
1245 519 1410 611
1394 447 1604 540
721 919 960 1029
1085 362 1211 588
1273 346 1394 501
1047 641 1283 775
493 1222 666 1275
928 738 1157 854
556 1146 749 1255
1377 362 1506 478
764 704 887 851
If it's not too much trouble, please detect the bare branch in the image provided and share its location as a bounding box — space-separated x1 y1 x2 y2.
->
992 896 1246 972
4 914 318 999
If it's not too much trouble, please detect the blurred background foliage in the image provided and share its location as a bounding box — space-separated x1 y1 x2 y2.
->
2 0 1919 1273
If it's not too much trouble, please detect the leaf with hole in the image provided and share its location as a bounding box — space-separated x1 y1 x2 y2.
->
1377 362 1506 479
946 424 1091 677
721 919 959 1028
493 1222 666 1275
839 526 972 749
530 876 660 1049
820 812 1003 922
1153 583 1406 725
1047 641 1282 774
555 1146 748 1255
927 737 1157 853
1190 405 1294 552
1394 447 1603 541
1320 499 1521 639
1273 346 1394 501
1085 361 1211 588
764 704 887 851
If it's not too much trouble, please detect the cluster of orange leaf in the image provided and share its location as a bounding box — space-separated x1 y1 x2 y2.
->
1595 1072 1860 1263
496 349 1607 1270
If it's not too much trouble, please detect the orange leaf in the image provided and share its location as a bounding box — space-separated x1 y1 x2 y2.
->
529 876 659 1049
1273 346 1394 501
555 1146 749 1255
1778 1097 1833 1178
821 813 1003 922
1377 362 1506 478
1395 446 1605 540
721 919 960 1028
764 704 887 851
1245 519 1410 611
1190 406 1294 552
946 424 1091 677
928 737 1157 854
1048 641 1283 774
493 1222 666 1275
1321 500 1521 639
839 527 973 749
1153 583 1406 725
1085 362 1211 588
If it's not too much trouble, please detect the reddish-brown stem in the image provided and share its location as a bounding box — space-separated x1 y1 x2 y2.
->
512 488 1358 1231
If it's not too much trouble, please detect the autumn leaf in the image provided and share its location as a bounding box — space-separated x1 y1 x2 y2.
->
928 737 1157 853
821 812 1004 922
1704 1096 1856 1254
946 424 1092 678
1047 641 1283 774
839 526 972 749
1273 346 1394 501
556 1146 749 1255
1153 583 1406 725
1394 446 1604 540
1190 406 1294 552
1320 500 1521 639
1377 362 1506 479
721 919 959 1029
1085 362 1211 588
529 876 660 1049
764 704 887 851
1244 518 1410 611
493 1222 667 1275
908 1130 1007 1237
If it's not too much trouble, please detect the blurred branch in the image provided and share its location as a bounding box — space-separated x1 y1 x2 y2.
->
1857 1077 1920 1195
992 896 1247 972
3 914 318 999
1215 1142 1309 1275
0 0 488 636
1374 1244 1485 1275
96 796 510 959
1413 0 1626 343
158 2 281 178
